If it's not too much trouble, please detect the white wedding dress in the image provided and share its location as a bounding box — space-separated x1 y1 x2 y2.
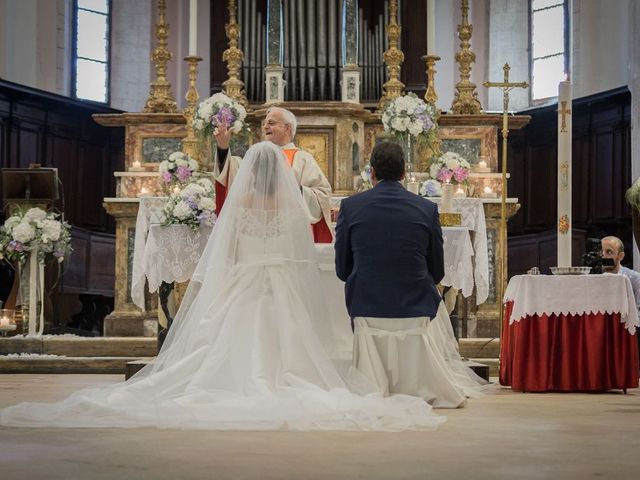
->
1 142 451 431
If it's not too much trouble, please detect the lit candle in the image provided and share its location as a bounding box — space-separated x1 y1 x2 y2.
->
0 316 9 327
453 186 466 198
138 187 150 197
481 185 497 198
478 160 487 169
130 160 144 172
407 178 419 195
189 0 198 56
474 158 490 173
173 186 181 194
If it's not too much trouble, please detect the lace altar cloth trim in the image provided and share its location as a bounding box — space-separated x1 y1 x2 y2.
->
504 274 639 334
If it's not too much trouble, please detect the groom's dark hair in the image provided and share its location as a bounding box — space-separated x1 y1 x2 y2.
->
370 142 405 181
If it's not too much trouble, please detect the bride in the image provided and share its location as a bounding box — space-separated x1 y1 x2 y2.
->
1 141 466 431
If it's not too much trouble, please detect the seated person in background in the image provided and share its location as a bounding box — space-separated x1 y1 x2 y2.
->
601 235 640 368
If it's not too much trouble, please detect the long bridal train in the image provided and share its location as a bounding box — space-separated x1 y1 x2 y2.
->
1 142 487 431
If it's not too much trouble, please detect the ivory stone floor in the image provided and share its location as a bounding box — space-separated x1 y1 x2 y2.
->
0 374 639 480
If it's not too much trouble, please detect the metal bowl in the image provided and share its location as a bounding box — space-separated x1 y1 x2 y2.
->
550 266 591 275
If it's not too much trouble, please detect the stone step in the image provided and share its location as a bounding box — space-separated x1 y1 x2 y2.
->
469 357 499 377
0 355 146 374
0 336 157 357
459 338 500 358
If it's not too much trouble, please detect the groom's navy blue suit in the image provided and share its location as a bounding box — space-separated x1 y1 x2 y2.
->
335 180 445 319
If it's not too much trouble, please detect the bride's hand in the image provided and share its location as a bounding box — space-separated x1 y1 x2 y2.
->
213 119 231 150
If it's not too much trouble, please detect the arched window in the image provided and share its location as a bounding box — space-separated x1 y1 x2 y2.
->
72 0 111 103
530 0 569 101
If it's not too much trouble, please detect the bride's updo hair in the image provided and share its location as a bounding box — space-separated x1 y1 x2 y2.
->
249 141 284 196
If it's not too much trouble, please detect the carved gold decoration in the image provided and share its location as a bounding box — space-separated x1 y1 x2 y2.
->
379 0 405 109
144 0 177 113
451 0 482 115
223 0 248 107
296 132 332 181
182 55 203 162
422 54 440 106
483 63 529 328
439 212 462 227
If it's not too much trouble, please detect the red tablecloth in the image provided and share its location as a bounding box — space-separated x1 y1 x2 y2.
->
500 301 639 392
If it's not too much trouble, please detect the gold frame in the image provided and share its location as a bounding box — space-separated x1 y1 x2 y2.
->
437 126 498 170
295 127 335 189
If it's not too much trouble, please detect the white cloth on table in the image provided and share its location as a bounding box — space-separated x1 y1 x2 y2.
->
504 273 640 333
440 226 474 298
432 198 489 304
131 196 168 310
142 225 212 294
619 266 640 317
352 302 489 409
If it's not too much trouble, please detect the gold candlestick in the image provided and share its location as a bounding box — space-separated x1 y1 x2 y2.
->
422 54 440 106
223 0 248 107
451 0 482 115
379 0 405 109
144 0 177 113
182 55 202 162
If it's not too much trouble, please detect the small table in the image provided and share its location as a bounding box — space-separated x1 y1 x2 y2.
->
500 274 639 392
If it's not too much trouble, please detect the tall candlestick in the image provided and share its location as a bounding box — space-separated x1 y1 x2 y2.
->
427 0 435 54
557 80 572 267
189 0 198 56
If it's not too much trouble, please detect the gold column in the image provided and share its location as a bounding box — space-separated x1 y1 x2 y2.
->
143 0 178 113
182 56 202 162
223 0 248 107
451 0 482 115
379 0 405 109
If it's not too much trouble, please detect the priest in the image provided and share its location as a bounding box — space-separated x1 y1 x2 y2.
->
213 106 333 243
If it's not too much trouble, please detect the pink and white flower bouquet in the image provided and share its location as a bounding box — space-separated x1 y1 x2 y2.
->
161 178 217 230
193 92 249 137
429 151 471 185
159 151 199 187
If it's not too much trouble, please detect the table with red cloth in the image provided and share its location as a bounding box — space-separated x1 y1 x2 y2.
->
500 274 639 392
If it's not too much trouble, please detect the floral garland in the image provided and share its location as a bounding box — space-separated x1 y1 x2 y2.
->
0 207 72 264
161 178 217 230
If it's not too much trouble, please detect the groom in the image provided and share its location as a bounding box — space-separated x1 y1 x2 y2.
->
335 141 444 325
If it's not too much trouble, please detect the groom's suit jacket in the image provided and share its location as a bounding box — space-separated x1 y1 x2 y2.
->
335 180 445 319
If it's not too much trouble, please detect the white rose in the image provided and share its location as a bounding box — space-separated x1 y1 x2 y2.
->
159 160 170 173
12 222 36 243
188 159 199 171
197 178 214 193
24 208 47 223
41 219 62 242
182 184 206 197
408 122 423 136
198 197 215 211
168 151 183 162
172 201 193 220
445 155 460 170
231 120 243 134
175 157 189 167
193 119 205 131
3 216 21 233
391 117 405 131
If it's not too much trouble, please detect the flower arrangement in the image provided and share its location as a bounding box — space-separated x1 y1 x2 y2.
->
159 151 199 187
161 178 217 230
0 208 72 264
429 151 471 185
420 179 443 197
381 92 438 146
193 92 249 138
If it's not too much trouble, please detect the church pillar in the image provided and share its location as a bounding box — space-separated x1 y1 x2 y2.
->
265 0 285 104
341 0 360 103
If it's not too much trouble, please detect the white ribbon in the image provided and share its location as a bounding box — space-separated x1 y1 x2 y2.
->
355 325 426 385
26 248 45 336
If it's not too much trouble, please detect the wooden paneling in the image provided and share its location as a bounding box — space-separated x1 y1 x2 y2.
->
508 87 632 270
0 80 123 232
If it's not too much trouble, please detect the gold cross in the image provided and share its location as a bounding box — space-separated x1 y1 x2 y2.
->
483 63 529 135
558 101 572 132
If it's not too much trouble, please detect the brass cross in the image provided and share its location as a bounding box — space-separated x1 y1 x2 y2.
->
483 63 529 136
558 101 572 133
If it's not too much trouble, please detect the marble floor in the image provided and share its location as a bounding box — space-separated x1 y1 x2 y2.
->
0 374 638 480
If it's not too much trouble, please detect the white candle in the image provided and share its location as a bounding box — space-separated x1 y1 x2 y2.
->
189 0 198 56
130 160 142 172
173 186 181 194
557 80 572 267
138 187 150 197
441 182 453 213
481 186 497 198
407 181 419 195
478 160 487 169
0 316 9 327
453 186 466 198
427 0 435 54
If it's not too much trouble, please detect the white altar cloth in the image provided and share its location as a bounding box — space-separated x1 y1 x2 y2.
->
504 274 639 333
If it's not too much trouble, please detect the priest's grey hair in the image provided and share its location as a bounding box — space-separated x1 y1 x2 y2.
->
267 106 297 138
